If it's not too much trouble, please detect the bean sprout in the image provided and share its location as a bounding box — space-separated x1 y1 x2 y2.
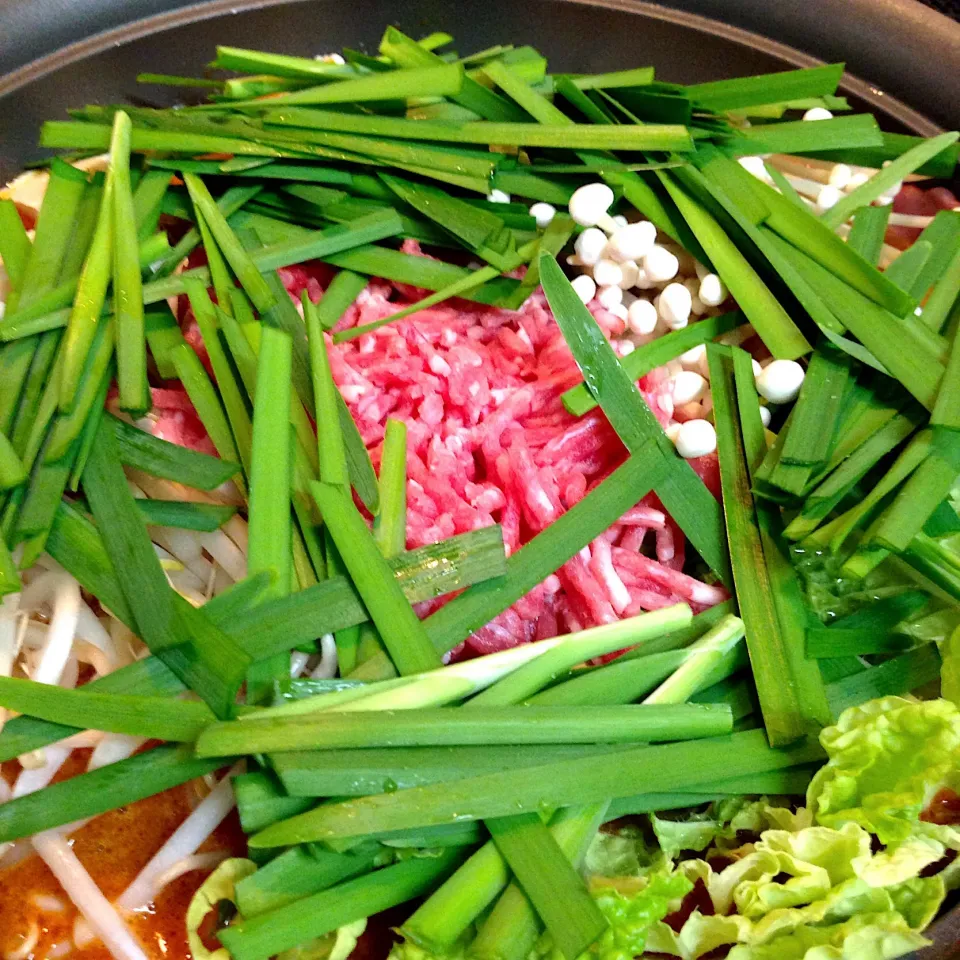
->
87 734 146 772
0 593 20 733
3 921 39 960
199 530 247 582
20 571 81 686
117 763 243 912
310 633 339 679
34 830 149 960
290 650 311 677
32 893 67 912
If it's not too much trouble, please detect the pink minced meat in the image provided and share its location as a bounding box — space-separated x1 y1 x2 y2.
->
279 241 726 656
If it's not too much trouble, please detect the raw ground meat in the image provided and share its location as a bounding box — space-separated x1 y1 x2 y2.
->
888 183 960 248
275 240 728 656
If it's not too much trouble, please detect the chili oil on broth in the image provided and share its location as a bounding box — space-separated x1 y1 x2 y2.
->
0 750 245 960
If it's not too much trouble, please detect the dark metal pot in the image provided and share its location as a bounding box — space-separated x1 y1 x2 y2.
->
0 0 957 955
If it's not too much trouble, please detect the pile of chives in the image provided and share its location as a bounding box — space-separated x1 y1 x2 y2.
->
0 26 955 960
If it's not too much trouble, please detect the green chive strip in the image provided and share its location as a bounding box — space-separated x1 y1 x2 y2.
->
83 420 250 717
270 745 603 798
234 845 381 919
779 343 850 466
0 432 27 490
183 279 254 474
0 676 212 741
343 447 663 682
106 412 240 490
539 253 729 584
245 62 465 107
170 340 241 468
263 107 693 151
846 205 891 266
380 26 527 122
686 64 844 111
315 270 368 331
59 173 114 411
374 419 408 557
708 344 813 746
217 849 467 960
183 173 276 312
869 438 960 553
153 184 262 278
246 322 294 700
470 804 606 960
250 729 822 846
487 812 608 960
136 499 237 532
561 312 743 417
2 522 504 760
312 481 442 676
233 771 314 834
0 200 31 290
198 704 730 757
0 744 226 843
110 111 149 415
304 293 348 488
471 604 692 707
822 131 960 229
332 263 502 343
10 159 87 313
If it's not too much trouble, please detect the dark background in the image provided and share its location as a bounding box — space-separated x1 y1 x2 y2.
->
923 0 960 14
